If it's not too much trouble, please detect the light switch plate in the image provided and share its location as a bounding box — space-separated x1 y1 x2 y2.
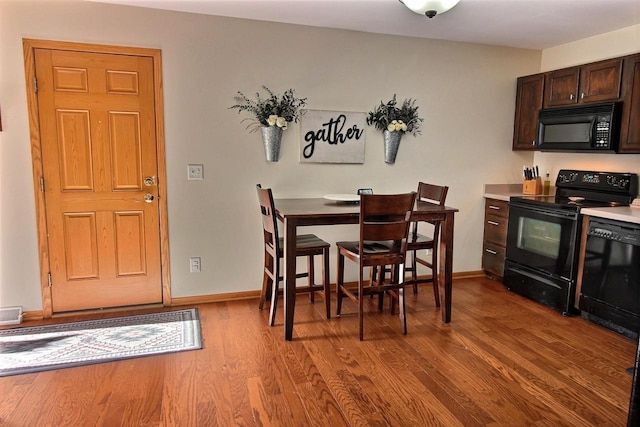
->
188 164 203 180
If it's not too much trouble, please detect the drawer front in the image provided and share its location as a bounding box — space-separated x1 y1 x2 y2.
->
484 213 508 246
482 242 506 277
485 199 509 219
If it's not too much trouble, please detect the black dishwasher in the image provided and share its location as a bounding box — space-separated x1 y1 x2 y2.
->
579 217 640 338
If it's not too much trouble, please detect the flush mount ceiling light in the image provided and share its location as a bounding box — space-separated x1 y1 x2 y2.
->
400 0 461 18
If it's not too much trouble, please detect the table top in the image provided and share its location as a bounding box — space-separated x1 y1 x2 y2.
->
275 197 458 221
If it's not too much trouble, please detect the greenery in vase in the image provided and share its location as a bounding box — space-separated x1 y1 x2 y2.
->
230 86 307 133
366 94 423 137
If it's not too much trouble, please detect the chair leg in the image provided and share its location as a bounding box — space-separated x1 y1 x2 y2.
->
389 265 399 315
412 250 419 294
399 263 407 335
336 251 344 316
259 252 273 310
308 255 315 303
269 276 279 327
399 285 407 335
432 248 441 308
376 266 385 308
323 247 330 319
358 268 365 341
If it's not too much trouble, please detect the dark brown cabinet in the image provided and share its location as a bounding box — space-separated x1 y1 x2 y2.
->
543 66 579 107
482 198 509 280
543 58 623 108
513 74 544 150
513 53 639 153
619 54 640 153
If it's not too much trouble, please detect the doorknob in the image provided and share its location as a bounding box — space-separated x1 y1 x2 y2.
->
144 176 156 187
144 193 154 203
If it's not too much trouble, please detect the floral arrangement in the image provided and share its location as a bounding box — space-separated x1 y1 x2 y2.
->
366 94 423 137
230 86 307 133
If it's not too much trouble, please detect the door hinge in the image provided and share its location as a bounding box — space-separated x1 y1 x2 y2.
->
40 177 45 192
47 272 52 287
34 77 38 93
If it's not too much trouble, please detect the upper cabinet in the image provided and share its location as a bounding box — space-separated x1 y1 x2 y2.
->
543 58 623 108
513 54 639 153
619 54 640 153
513 74 544 150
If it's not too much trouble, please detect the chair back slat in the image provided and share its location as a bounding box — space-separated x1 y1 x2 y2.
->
360 193 416 257
417 182 448 206
364 222 410 242
412 182 449 235
256 184 279 251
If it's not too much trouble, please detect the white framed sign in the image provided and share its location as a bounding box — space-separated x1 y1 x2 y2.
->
299 109 366 163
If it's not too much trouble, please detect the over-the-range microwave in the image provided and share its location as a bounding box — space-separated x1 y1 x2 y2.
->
536 102 622 152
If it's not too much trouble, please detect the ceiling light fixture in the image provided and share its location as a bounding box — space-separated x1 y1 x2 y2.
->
400 0 461 19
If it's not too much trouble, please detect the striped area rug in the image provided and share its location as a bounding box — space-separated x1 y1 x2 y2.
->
0 308 202 377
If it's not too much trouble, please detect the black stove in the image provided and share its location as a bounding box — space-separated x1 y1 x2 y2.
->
504 169 638 316
512 169 638 211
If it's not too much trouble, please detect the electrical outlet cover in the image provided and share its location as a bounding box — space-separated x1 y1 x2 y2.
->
187 164 204 180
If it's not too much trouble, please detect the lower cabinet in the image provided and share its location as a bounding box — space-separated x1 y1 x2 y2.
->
482 198 509 280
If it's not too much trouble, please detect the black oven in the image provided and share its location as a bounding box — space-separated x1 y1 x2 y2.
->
504 202 580 315
506 203 579 278
504 170 638 316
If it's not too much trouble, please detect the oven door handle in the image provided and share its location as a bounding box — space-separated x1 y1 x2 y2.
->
508 265 563 290
510 204 578 220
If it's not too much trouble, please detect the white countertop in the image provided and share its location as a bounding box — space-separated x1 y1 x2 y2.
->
483 184 525 202
581 206 640 225
484 183 640 225
483 183 555 202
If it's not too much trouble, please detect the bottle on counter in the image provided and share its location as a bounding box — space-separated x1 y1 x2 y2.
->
543 171 551 195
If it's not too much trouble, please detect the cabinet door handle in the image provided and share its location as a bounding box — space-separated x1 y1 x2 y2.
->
570 93 574 100
581 92 585 99
487 220 500 226
485 248 498 255
488 205 501 210
532 140 535 145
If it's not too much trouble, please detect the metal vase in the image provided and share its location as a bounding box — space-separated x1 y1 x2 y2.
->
261 126 283 162
383 130 403 164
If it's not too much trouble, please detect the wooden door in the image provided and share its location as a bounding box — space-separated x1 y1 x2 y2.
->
33 47 164 313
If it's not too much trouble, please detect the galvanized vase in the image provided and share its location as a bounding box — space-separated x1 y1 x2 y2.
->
383 130 403 164
261 126 283 162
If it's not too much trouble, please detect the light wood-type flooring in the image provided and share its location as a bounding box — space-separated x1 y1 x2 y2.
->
0 277 636 426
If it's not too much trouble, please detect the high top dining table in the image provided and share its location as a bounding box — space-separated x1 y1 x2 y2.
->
275 197 458 341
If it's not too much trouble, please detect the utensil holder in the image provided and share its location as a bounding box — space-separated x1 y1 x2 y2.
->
523 178 542 195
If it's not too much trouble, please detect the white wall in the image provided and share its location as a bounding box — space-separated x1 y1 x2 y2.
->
0 0 547 311
534 24 640 178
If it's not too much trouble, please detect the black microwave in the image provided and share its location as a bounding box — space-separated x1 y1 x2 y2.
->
537 102 622 152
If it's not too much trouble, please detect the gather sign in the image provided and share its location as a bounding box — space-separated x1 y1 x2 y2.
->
299 109 366 163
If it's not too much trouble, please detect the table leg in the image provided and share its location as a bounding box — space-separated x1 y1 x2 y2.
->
439 212 454 323
284 217 297 341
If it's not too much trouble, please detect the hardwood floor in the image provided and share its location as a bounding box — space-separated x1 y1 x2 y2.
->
0 277 636 426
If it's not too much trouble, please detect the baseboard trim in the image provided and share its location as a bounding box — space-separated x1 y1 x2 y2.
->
20 270 487 320
170 290 261 306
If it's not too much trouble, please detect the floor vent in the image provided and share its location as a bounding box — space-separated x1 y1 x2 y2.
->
0 306 23 326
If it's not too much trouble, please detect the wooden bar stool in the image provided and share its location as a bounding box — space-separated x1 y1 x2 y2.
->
256 185 331 326
335 192 416 340
405 182 449 303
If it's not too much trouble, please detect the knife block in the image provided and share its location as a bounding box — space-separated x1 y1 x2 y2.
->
523 178 542 195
